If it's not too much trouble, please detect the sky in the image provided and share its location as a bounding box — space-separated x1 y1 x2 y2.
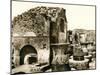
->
12 1 95 30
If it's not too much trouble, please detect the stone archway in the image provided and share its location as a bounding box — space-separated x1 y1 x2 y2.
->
20 45 37 65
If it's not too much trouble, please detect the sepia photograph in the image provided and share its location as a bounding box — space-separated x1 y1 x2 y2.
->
11 0 96 74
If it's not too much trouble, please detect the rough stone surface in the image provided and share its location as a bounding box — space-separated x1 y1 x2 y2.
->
12 6 67 36
12 6 68 69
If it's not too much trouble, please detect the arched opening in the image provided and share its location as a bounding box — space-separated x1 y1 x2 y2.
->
20 45 37 65
59 18 64 32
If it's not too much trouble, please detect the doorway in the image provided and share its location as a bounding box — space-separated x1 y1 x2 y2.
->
20 45 37 65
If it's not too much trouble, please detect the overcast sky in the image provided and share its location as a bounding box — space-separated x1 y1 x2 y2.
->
12 1 95 30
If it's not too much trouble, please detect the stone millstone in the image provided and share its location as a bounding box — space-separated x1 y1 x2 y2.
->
73 46 84 61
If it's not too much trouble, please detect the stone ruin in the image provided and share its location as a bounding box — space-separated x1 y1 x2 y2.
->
12 6 69 74
68 31 95 70
12 6 96 74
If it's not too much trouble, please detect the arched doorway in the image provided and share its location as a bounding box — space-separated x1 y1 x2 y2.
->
20 45 37 65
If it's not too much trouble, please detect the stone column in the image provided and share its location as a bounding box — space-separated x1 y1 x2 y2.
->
50 44 71 71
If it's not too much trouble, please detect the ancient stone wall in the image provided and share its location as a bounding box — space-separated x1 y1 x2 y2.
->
12 36 50 66
12 6 68 69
